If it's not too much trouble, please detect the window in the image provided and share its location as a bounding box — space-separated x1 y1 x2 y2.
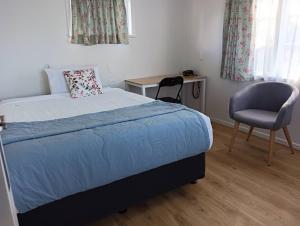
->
253 0 300 82
65 0 72 39
65 0 135 41
125 0 136 37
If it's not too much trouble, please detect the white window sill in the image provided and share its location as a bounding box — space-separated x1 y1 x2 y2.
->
129 34 137 38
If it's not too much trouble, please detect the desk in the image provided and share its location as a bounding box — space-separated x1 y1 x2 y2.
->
125 75 207 112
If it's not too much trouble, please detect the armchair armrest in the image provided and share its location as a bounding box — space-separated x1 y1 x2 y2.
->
229 85 255 119
274 87 299 129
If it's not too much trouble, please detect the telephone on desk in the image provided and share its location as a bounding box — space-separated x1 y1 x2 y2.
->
182 70 200 99
182 70 195 77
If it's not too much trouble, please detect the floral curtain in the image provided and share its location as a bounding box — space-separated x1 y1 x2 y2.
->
71 0 129 45
221 0 256 81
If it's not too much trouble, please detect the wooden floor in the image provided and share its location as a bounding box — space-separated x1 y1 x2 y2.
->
89 123 300 226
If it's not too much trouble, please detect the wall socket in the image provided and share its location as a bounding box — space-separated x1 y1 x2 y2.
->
106 64 112 73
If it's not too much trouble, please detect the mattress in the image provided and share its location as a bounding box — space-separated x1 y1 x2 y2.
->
0 88 213 213
0 88 154 123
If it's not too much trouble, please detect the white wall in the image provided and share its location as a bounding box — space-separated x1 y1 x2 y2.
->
186 0 300 148
0 0 192 99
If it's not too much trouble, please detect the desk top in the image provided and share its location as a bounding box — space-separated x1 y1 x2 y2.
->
125 75 206 86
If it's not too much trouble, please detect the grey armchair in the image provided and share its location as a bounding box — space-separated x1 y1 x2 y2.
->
229 82 299 166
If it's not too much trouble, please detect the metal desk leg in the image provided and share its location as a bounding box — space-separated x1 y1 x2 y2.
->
141 86 146 96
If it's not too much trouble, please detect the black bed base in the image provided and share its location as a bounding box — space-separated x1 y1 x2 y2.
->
18 153 206 226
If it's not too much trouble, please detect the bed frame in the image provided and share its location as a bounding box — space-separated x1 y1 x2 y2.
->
18 152 206 226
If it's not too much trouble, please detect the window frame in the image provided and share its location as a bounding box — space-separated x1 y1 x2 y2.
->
125 0 136 38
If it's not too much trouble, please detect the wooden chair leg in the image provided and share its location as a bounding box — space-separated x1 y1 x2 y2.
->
283 127 295 155
229 122 240 152
247 127 254 142
268 130 276 166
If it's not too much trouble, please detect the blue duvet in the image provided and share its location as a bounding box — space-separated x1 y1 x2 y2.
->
1 101 210 213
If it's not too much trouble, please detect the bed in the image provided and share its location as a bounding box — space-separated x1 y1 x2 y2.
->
0 88 213 226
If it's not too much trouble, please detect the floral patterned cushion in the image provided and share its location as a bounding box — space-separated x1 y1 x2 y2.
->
64 69 103 98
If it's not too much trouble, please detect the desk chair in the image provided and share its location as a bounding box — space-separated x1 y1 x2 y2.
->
155 76 184 104
229 82 299 166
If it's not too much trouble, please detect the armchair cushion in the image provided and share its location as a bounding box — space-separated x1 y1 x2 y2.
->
234 109 278 129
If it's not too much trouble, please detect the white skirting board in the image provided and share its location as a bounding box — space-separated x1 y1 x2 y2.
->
211 117 300 151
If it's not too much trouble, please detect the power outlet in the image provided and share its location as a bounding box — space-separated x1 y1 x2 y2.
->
107 64 112 73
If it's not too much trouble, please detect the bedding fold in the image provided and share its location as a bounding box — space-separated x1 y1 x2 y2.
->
2 101 186 145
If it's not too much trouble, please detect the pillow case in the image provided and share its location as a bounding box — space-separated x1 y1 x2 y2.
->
64 69 103 98
45 65 103 94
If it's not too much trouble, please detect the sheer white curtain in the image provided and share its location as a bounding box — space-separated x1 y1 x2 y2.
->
253 0 300 83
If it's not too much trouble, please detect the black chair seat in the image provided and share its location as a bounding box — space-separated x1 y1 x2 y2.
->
158 97 182 104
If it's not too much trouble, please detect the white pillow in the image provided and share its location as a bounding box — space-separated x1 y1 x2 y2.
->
45 65 103 94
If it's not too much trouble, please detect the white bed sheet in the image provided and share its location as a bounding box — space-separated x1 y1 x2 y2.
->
0 88 213 147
